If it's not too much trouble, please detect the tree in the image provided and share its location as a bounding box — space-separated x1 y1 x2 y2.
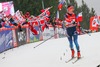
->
80 0 95 29
90 8 96 17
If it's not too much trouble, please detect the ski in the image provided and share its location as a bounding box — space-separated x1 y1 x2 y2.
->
72 56 83 64
65 57 76 63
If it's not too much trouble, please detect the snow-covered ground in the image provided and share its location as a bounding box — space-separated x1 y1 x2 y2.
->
0 32 100 67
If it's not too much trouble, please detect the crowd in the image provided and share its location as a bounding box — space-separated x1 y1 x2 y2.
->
0 7 51 35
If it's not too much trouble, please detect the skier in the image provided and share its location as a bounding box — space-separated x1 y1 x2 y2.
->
64 5 81 59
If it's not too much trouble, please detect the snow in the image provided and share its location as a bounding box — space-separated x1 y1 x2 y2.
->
0 32 100 67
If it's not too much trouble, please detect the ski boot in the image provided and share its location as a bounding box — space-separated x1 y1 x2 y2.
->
71 49 75 58
77 51 81 59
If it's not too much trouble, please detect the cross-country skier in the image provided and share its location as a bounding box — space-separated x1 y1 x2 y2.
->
64 5 81 59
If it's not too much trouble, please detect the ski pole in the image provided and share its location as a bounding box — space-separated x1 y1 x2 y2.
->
34 33 58 48
80 27 91 36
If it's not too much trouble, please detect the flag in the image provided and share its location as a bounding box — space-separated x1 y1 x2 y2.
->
39 7 52 17
39 19 46 32
29 25 38 35
92 16 100 27
58 0 66 10
90 16 100 32
27 19 38 35
76 12 83 22
15 10 25 23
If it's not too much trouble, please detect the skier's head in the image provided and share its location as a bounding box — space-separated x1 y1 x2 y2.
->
67 5 74 14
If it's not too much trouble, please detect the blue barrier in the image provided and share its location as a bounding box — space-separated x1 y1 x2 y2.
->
0 29 13 53
0 30 6 53
5 30 13 50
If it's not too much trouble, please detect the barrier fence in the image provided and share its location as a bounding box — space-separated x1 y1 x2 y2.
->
0 25 66 53
0 28 13 53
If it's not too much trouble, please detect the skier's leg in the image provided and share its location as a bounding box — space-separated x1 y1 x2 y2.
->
68 36 73 50
73 35 81 58
73 35 80 51
68 36 74 58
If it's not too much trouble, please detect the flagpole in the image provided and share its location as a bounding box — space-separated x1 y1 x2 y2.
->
42 0 45 9
65 0 68 7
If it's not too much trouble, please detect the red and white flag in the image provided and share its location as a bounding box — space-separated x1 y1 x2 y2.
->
39 7 52 17
58 0 66 10
15 10 25 23
90 16 100 32
77 12 83 22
